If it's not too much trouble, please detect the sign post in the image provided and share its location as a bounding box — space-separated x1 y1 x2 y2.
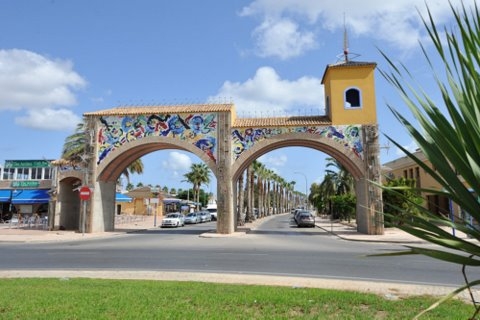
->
79 186 91 235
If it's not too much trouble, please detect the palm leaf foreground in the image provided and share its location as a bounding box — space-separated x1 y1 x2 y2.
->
373 2 480 318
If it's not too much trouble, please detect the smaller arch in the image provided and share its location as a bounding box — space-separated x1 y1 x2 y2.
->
344 87 362 108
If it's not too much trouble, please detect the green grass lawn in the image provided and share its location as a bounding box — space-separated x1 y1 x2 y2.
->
0 278 473 319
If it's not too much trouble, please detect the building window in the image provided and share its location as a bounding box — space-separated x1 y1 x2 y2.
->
31 167 42 180
344 87 362 108
44 167 53 180
3 168 14 180
17 168 30 180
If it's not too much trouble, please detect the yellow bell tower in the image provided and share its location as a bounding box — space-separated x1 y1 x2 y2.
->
321 22 377 126
321 60 377 125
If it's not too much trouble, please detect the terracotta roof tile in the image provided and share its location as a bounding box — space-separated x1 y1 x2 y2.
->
233 116 331 128
328 61 376 68
321 61 377 84
83 105 331 128
84 103 234 116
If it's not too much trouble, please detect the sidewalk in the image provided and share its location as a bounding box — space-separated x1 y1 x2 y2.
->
315 217 444 243
0 215 157 243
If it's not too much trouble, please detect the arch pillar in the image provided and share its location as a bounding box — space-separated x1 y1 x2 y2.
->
216 111 234 234
84 116 118 233
89 180 116 232
357 125 384 235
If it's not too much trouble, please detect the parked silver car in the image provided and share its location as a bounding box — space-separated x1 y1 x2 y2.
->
161 213 185 228
199 211 212 222
184 212 201 224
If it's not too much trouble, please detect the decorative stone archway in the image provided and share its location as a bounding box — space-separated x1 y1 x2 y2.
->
53 59 384 235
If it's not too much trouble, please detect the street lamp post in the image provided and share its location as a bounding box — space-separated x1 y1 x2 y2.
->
294 171 308 209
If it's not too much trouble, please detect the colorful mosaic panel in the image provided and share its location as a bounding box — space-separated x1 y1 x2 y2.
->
96 113 218 164
231 125 363 160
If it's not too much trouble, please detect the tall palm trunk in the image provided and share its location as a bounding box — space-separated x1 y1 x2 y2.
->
248 164 255 220
237 173 245 226
245 166 254 222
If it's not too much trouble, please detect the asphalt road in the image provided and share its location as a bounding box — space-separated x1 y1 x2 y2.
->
0 214 476 289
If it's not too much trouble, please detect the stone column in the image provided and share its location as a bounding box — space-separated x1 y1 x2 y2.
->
83 116 98 233
363 125 384 235
215 111 234 234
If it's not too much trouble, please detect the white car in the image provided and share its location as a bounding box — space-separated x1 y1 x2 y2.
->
161 213 185 228
205 205 217 221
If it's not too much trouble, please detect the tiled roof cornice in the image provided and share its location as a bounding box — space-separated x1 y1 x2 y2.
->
233 116 331 128
84 103 234 116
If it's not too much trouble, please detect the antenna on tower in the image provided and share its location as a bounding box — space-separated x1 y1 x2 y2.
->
336 13 360 63
343 13 349 62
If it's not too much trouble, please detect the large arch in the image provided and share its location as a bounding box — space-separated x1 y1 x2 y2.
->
96 136 218 183
90 136 219 233
232 132 364 181
230 131 379 234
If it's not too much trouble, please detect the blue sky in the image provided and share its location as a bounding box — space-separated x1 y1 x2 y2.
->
0 0 473 194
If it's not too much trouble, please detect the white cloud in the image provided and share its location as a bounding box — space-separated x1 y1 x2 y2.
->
0 49 86 130
162 151 192 175
14 108 82 131
252 18 316 59
240 0 477 59
395 140 418 156
258 153 288 167
209 66 324 116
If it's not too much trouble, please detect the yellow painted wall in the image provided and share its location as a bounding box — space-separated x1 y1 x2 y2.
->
322 64 377 125
118 199 164 217
382 151 462 220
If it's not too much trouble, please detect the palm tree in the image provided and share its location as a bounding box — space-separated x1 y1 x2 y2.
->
60 122 144 184
254 162 266 218
324 157 354 195
310 182 327 215
252 160 264 218
314 158 355 217
319 173 336 215
278 176 286 214
244 163 255 222
271 173 281 214
184 163 210 210
236 171 245 226
264 169 274 216
61 123 87 165
287 181 296 211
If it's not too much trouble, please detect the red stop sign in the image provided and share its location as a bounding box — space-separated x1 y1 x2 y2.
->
79 186 91 200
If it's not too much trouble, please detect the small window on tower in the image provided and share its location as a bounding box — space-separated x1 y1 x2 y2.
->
344 87 361 108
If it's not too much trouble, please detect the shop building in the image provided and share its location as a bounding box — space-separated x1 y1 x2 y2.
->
0 160 55 222
382 149 470 222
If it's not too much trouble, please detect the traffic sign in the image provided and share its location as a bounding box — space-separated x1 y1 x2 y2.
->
79 186 91 201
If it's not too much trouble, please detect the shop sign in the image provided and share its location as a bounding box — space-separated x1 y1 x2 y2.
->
11 181 40 188
5 160 51 168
